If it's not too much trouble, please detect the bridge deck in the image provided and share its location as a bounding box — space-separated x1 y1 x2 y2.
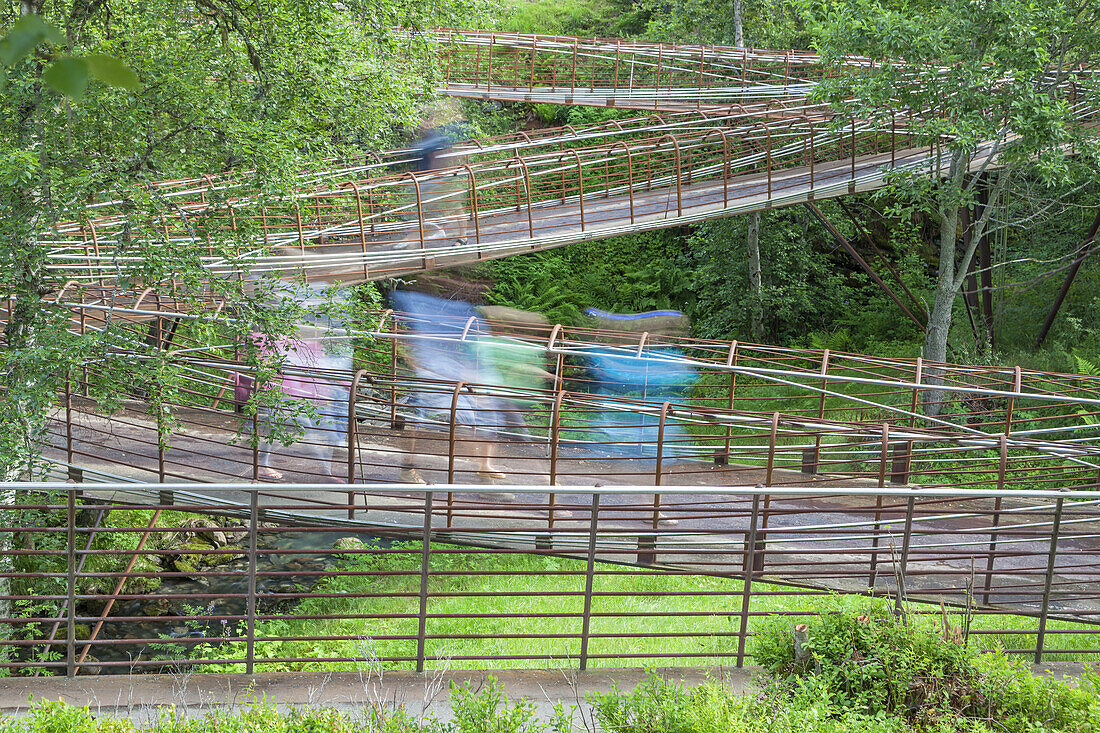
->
50 404 1100 623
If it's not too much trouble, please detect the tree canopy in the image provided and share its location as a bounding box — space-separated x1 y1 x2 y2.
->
800 0 1099 395
0 0 487 475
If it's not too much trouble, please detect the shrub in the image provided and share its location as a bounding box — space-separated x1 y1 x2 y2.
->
753 596 1100 732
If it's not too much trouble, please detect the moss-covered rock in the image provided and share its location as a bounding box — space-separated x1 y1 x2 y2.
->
171 542 244 575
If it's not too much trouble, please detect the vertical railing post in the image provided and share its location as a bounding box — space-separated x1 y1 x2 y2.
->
719 341 739 465
530 37 537 89
347 370 367 516
869 423 888 587
384 311 398 429
654 401 670 487
657 136 682 216
850 120 856 182
252 407 260 482
65 370 76 481
1035 495 1065 664
653 44 663 108
764 411 779 486
897 357 923 484
460 165 481 248
611 142 634 222
447 381 466 527
983 436 1007 604
246 489 259 675
156 379 172 505
549 390 566 530
762 124 772 197
1005 366 1022 435
579 493 600 671
570 38 578 94
66 488 76 678
736 493 761 667
417 492 433 673
401 173 428 268
613 41 620 90
809 123 815 188
757 412 779 573
895 494 916 617
486 36 494 91
809 350 830 474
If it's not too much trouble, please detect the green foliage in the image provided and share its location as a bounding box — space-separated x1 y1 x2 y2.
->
0 0 488 476
642 0 809 48
800 0 1100 363
497 0 647 37
482 229 691 325
4 664 1098 733
1 14 137 98
449 678 552 733
753 597 1100 732
754 598 981 720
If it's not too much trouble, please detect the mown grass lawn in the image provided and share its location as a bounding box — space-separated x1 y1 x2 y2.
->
181 543 1100 672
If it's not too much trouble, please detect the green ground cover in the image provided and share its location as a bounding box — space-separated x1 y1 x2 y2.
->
175 544 1100 673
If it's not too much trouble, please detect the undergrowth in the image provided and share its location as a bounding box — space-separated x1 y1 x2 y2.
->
4 642 1097 733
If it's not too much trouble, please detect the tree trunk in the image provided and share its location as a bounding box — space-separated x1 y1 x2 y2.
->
747 212 764 340
922 206 959 416
732 0 744 47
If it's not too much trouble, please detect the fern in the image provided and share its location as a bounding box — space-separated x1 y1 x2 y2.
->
1073 353 1100 376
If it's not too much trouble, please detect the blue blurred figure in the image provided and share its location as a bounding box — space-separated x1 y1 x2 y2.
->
389 290 508 483
583 309 698 458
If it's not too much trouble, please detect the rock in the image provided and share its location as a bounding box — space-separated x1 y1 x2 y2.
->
333 536 365 551
171 542 244 575
77 655 103 676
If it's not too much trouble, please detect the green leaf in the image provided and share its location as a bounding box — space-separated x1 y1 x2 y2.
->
84 53 140 90
43 56 89 98
0 14 63 66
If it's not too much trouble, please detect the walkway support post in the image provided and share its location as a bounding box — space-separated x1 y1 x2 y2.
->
805 202 926 332
1035 209 1100 348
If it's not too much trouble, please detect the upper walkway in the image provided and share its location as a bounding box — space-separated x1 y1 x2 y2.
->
41 108 946 322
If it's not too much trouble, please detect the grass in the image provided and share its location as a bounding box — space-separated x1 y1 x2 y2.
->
176 543 1100 673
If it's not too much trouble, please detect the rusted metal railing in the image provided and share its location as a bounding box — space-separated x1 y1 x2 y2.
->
2 482 1098 677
